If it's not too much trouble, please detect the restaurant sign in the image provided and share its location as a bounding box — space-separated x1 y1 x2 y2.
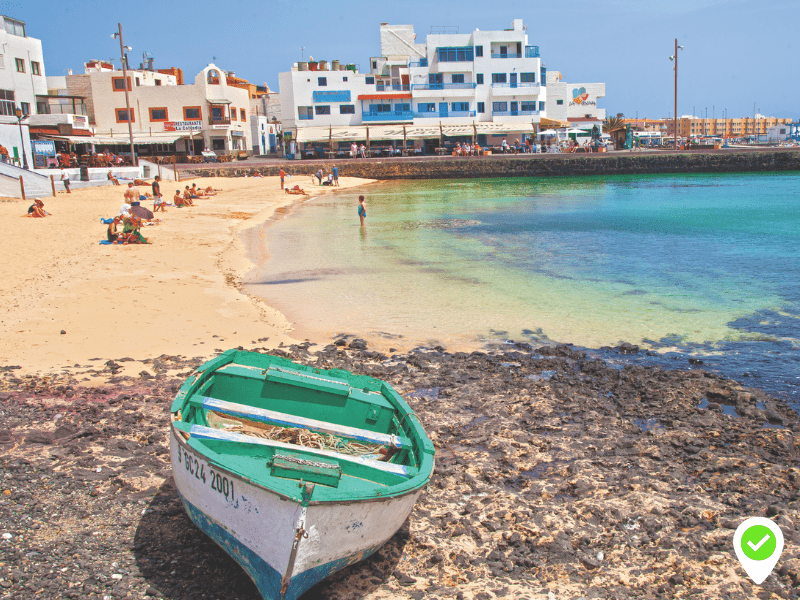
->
164 120 203 131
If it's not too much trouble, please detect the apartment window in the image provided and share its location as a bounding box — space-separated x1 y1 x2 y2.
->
231 109 237 121
451 74 464 84
475 45 483 57
184 106 201 120
0 54 4 69
298 106 313 120
155 79 162 86
318 77 327 86
397 103 410 112
0 90 15 115
556 99 563 106
491 73 507 84
369 103 390 113
15 58 24 73
365 76 374 84
115 108 134 123
539 101 545 111
20 102 30 116
31 61 40 76
135 77 140 86
315 105 331 115
112 77 131 91
451 102 469 112
418 103 435 112
339 104 355 114
520 72 536 83
521 101 536 112
4 19 24 36
211 106 225 120
372 61 377 69
476 73 484 85
149 107 168 121
477 102 485 114
241 108 246 121
437 46 474 62
492 102 507 112
343 76 348 82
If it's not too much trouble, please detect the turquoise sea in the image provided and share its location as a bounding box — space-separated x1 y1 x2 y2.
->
244 172 800 409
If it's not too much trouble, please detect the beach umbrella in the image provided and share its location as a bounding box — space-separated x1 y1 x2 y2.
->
131 205 154 220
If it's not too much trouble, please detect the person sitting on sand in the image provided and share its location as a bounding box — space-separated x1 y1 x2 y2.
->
190 183 207 197
204 186 218 196
107 171 120 185
173 190 186 207
185 185 199 200
26 199 48 218
122 215 148 244
107 216 122 243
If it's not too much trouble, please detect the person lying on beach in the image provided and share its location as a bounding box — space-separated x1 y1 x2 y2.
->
285 185 308 195
133 179 146 186
107 216 121 243
26 199 48 218
107 171 120 185
204 186 218 196
190 183 208 197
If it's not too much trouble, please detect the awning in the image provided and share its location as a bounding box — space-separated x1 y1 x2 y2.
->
42 133 185 145
207 98 233 104
293 122 541 143
539 117 571 128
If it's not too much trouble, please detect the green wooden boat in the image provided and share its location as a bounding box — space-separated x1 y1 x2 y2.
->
169 349 435 600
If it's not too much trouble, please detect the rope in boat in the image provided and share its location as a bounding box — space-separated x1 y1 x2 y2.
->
206 411 385 457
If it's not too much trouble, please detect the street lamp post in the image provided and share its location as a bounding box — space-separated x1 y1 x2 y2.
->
669 40 684 150
14 107 28 169
112 23 137 167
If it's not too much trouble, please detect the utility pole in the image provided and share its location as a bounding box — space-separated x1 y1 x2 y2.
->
669 40 683 150
113 23 137 167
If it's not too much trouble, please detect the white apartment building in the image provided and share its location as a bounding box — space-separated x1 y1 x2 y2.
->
64 62 251 155
280 19 557 152
0 15 46 167
545 71 606 131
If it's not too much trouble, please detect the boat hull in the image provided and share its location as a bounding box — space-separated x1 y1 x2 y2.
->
170 427 422 600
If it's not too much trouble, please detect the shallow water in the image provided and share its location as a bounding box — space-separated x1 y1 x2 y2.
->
244 172 800 409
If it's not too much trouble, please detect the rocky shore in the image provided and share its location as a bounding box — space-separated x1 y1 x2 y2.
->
1 341 798 600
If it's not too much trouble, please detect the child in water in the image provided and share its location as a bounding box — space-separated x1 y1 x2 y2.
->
358 195 366 226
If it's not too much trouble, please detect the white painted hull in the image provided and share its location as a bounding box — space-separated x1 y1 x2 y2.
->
170 427 422 600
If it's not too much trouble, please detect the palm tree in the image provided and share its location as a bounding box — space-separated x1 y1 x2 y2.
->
604 115 625 133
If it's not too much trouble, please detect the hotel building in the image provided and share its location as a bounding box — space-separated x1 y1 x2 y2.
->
279 19 589 152
665 115 792 139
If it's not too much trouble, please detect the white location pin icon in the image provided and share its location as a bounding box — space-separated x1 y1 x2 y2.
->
733 517 784 585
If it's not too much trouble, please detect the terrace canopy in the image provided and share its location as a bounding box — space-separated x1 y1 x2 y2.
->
293 122 540 143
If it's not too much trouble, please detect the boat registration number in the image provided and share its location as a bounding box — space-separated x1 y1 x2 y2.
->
176 445 238 505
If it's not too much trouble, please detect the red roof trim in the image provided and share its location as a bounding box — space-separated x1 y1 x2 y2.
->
357 93 412 100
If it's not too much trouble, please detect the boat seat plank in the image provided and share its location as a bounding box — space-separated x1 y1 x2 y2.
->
215 364 268 381
188 425 416 478
201 396 410 450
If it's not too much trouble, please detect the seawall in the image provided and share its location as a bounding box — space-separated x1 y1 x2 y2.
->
181 149 800 180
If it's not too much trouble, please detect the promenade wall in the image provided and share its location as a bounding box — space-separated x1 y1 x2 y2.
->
181 150 800 180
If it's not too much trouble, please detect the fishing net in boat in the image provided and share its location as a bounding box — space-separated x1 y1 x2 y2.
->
206 411 386 458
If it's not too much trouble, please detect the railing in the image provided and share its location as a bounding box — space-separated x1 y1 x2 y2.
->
492 110 539 116
491 53 522 59
362 110 413 122
414 110 476 118
375 84 410 92
525 46 540 58
408 59 428 68
411 82 477 91
298 114 313 121
491 82 540 90
209 116 231 125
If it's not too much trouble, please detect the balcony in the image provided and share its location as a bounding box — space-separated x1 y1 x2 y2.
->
491 82 540 89
362 110 413 122
491 53 522 59
492 110 539 117
408 59 428 68
411 82 477 91
209 116 231 125
375 84 410 92
525 46 540 58
414 110 476 118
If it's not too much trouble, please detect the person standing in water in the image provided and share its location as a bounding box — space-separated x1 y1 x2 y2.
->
357 195 366 226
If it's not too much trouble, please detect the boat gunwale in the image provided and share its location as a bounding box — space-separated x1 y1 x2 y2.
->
170 421 428 507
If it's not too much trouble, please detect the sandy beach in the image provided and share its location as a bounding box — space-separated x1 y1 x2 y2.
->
0 176 798 600
0 174 373 376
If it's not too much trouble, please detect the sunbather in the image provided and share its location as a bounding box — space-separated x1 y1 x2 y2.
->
182 187 196 205
285 185 308 195
107 171 120 185
174 190 186 207
107 216 121 243
26 199 48 218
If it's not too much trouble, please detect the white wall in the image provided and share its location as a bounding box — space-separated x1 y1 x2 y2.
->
0 16 48 115
0 118 32 167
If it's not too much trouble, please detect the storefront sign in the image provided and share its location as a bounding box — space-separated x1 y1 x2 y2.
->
32 140 56 155
72 115 87 129
164 120 203 131
231 131 244 137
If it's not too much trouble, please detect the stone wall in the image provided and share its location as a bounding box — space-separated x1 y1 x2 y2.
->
181 149 800 180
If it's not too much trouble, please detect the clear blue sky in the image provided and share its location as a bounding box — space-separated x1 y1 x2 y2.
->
5 0 798 121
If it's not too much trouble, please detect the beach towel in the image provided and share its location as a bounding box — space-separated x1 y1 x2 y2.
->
101 218 114 224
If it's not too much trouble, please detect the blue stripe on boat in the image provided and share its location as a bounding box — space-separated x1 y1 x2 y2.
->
179 492 386 600
188 425 415 477
202 396 410 449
